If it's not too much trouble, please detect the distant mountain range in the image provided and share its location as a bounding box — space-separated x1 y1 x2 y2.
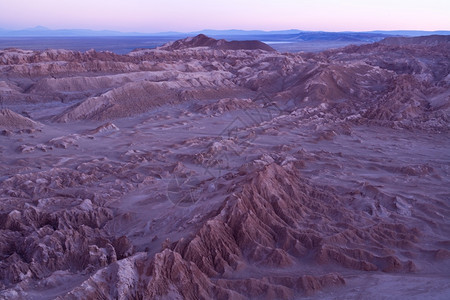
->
0 27 310 37
0 26 147 37
0 26 449 42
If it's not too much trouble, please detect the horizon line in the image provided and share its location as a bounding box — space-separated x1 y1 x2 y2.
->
1 26 450 35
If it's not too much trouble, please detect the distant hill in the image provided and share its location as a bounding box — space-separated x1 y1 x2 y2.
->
191 29 304 36
0 26 147 37
0 27 448 38
379 35 450 46
158 34 276 52
291 32 390 42
370 30 450 37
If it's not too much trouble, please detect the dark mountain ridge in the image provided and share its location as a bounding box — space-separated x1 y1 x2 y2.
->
158 34 276 51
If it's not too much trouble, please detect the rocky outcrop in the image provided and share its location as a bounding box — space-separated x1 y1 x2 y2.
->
1 35 448 131
0 109 41 130
196 98 257 115
174 161 419 274
52 159 422 299
159 34 276 52
54 73 241 121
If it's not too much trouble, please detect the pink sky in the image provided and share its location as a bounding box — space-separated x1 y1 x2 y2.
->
1 0 449 32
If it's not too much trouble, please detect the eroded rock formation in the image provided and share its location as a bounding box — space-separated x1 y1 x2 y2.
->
0 35 449 299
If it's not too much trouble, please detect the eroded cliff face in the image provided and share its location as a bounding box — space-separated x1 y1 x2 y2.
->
0 36 449 299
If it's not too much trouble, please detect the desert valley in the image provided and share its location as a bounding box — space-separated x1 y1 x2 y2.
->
0 34 449 299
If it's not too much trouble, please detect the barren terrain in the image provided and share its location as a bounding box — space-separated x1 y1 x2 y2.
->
0 34 449 299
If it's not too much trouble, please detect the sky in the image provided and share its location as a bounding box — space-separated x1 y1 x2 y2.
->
0 0 449 32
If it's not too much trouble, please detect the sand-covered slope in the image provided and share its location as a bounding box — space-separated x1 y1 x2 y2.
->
0 109 42 130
